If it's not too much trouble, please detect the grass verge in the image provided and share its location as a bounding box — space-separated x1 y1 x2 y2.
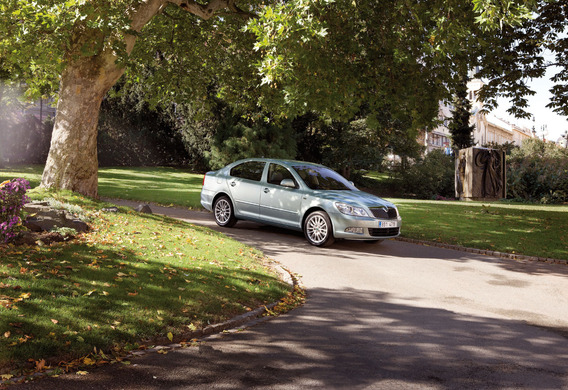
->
0 188 289 376
394 199 568 260
0 165 204 209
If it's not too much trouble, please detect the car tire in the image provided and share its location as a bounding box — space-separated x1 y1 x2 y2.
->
304 210 335 247
213 196 237 227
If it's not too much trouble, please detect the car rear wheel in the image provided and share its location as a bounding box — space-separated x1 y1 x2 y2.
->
213 196 237 227
304 210 335 247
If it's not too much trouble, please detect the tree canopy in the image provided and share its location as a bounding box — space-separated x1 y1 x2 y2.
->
0 0 560 196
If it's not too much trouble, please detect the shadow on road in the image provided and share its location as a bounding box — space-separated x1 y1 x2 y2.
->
18 288 568 389
213 219 568 278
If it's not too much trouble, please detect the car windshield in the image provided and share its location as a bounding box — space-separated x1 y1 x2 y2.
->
292 165 356 191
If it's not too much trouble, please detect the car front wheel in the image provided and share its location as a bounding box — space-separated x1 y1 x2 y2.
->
304 210 335 247
213 196 237 227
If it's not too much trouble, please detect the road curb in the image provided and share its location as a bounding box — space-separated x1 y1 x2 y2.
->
395 237 568 266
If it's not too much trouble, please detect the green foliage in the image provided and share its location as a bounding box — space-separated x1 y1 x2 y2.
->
476 1 568 118
49 226 77 238
0 0 133 100
398 150 455 199
206 112 296 170
318 118 379 178
292 116 383 179
44 198 91 222
0 0 545 199
173 103 216 172
127 4 261 115
507 139 568 203
483 141 517 155
472 0 536 29
292 110 423 179
246 0 471 124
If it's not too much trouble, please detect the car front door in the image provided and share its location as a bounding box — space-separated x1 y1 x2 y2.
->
227 161 266 220
259 163 303 228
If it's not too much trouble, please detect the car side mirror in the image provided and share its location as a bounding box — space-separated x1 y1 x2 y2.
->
280 179 296 188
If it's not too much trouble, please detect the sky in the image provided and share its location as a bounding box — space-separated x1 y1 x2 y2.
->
492 69 568 143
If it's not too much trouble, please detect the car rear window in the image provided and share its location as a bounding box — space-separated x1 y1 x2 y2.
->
230 161 265 181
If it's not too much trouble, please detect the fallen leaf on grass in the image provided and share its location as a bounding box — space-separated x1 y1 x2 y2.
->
35 359 46 371
83 357 96 366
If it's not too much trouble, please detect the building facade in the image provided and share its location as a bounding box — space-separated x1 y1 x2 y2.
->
422 78 534 153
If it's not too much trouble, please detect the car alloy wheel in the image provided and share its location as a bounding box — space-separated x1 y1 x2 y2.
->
214 196 237 227
304 210 335 247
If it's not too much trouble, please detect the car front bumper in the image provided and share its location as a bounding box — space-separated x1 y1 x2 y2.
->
329 212 402 240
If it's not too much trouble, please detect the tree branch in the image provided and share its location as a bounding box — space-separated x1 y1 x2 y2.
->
167 0 256 20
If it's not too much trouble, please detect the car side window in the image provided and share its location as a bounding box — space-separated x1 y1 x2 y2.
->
230 161 265 181
267 164 297 187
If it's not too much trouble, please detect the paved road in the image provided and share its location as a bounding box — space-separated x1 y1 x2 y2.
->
17 203 568 389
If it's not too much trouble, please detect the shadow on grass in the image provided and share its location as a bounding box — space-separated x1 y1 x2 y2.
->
0 237 285 369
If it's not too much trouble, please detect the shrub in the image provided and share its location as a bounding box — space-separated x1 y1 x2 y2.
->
507 139 568 203
398 150 455 199
0 178 30 243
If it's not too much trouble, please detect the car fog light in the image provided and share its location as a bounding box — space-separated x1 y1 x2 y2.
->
345 227 364 234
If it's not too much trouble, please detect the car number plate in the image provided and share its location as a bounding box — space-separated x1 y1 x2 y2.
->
378 221 397 228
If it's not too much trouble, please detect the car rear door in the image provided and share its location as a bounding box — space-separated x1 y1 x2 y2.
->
227 161 266 220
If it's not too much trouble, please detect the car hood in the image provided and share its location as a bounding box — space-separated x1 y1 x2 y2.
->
313 190 396 209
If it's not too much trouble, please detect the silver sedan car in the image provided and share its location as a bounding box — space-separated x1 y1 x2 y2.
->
200 158 401 246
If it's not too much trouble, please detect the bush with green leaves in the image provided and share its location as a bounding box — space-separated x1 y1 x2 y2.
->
507 139 568 203
205 113 296 170
398 150 455 199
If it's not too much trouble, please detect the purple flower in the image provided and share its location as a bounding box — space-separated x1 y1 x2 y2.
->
0 178 30 243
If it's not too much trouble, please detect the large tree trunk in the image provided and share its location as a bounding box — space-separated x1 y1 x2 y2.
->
39 0 165 198
39 0 239 197
40 57 125 198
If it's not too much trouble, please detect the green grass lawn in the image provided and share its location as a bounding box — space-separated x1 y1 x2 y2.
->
1 165 567 261
0 171 290 377
0 165 204 208
98 166 203 208
394 199 568 261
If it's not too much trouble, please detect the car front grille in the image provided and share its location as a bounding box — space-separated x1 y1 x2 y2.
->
368 227 400 237
369 207 398 220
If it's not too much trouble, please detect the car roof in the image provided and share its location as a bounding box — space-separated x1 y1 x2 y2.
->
230 158 326 169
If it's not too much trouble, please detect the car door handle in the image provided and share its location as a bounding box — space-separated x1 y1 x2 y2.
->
263 188 270 193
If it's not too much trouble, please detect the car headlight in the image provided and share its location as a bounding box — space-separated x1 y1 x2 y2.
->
335 202 369 217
